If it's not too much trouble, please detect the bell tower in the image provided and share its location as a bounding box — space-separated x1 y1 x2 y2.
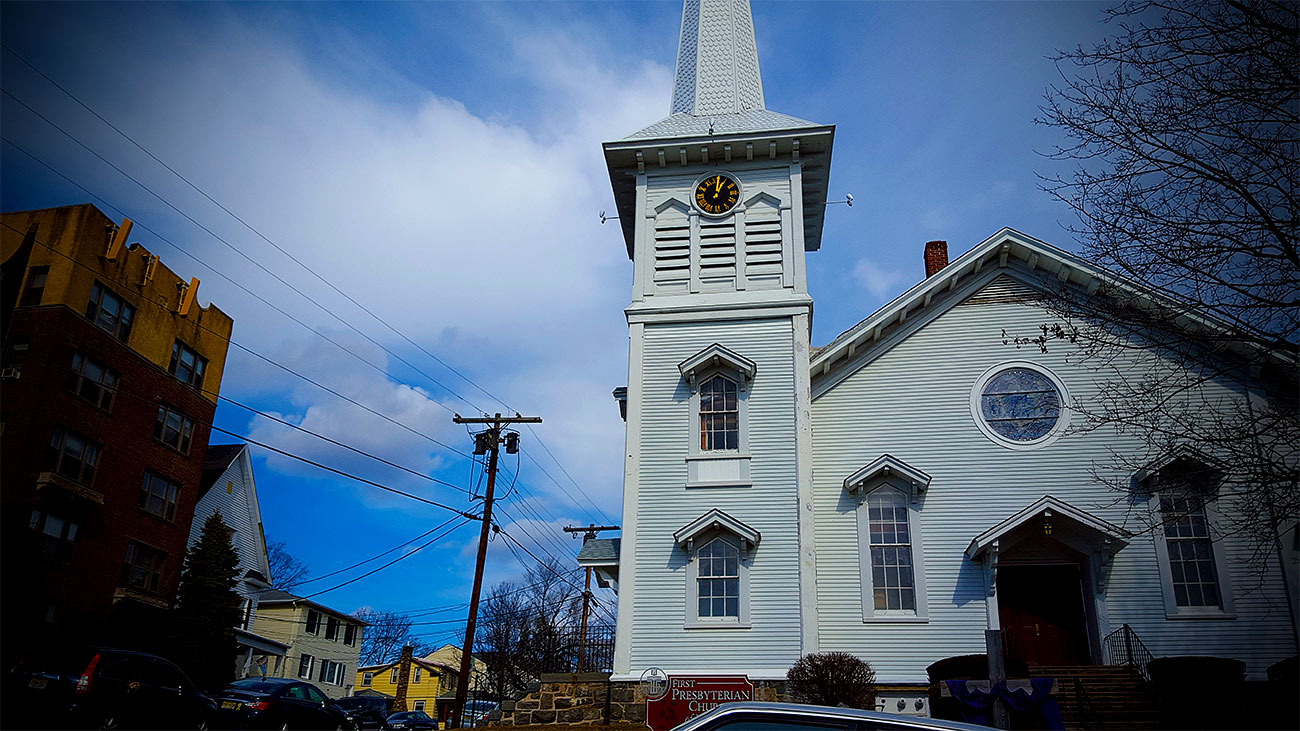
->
604 0 835 679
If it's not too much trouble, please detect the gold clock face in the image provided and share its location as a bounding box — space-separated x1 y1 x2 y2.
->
694 173 740 216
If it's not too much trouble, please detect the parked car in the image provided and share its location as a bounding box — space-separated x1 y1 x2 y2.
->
462 700 498 726
670 701 993 731
3 645 215 730
211 677 347 730
334 696 391 729
384 710 439 730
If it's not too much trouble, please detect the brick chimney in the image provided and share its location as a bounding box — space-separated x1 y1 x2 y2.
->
924 240 948 278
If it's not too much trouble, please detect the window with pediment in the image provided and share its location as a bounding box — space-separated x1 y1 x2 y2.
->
1146 456 1235 617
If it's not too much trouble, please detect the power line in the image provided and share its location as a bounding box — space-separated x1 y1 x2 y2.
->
294 515 466 587
1 42 503 415
0 90 483 418
0 212 472 463
6 328 475 518
301 517 472 599
4 53 614 527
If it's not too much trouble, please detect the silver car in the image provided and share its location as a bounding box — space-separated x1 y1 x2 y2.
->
670 701 991 731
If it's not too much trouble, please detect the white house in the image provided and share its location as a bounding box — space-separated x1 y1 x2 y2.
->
600 0 1298 705
189 443 289 679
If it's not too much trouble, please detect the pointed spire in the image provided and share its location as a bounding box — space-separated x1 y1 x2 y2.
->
671 0 765 116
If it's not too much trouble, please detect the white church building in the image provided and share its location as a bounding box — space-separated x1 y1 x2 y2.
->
589 0 1298 700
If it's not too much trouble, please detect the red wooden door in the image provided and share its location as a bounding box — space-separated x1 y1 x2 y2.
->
999 565 1090 666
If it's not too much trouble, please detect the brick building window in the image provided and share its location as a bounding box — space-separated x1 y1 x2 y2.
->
85 281 135 341
21 266 48 307
139 471 181 521
122 540 166 593
154 405 195 454
30 509 78 561
68 352 119 411
169 340 207 389
48 427 100 484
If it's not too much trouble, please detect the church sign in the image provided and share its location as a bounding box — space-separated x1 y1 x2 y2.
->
645 675 754 731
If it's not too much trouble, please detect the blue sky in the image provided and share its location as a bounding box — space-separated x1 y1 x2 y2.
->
1 0 1112 647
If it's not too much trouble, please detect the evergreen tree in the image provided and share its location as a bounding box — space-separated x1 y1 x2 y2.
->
174 511 242 690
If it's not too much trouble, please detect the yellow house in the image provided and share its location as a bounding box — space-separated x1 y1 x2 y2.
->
355 655 458 723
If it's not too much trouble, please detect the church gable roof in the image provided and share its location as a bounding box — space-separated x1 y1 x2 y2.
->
810 228 1290 395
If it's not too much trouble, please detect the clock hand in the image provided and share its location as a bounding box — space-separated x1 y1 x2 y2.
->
715 177 722 193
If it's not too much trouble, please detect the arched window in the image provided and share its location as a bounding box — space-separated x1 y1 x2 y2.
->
866 488 915 612
699 374 739 451
696 537 741 619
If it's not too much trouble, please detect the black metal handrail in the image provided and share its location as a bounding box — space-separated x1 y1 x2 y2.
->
1073 676 1103 731
1104 623 1154 682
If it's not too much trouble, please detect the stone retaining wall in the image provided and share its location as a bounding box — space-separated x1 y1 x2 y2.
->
498 674 789 726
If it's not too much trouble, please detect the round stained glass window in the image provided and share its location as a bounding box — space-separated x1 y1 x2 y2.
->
979 366 1062 443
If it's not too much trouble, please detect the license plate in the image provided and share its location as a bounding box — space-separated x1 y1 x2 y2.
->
27 677 47 690
221 700 242 710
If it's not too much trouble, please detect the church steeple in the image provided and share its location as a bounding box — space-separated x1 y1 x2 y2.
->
671 0 766 116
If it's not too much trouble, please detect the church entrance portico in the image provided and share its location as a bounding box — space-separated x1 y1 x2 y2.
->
966 495 1131 667
999 563 1091 666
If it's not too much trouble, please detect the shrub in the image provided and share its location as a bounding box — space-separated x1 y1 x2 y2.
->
786 652 876 710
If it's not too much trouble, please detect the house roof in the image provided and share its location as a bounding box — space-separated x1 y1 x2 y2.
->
357 657 457 674
256 589 368 624
576 538 620 567
198 443 245 501
810 228 1295 390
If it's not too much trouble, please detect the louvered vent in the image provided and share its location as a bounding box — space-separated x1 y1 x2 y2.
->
962 275 1043 306
744 200 783 288
698 218 737 288
653 209 691 293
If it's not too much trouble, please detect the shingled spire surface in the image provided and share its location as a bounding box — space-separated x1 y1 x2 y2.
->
671 0 765 116
619 0 821 141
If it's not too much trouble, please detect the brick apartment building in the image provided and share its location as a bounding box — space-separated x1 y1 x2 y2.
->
1 203 233 661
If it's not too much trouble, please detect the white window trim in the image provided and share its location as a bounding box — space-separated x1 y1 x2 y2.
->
362 672 372 686
683 532 752 630
969 360 1071 450
684 369 752 488
414 700 426 712
1150 491 1236 620
298 654 315 679
413 667 422 683
391 668 400 684
855 483 929 622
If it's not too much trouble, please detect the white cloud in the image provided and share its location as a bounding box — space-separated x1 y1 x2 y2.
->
851 258 904 300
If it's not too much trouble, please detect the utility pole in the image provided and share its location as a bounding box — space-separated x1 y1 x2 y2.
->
450 412 542 728
562 524 619 672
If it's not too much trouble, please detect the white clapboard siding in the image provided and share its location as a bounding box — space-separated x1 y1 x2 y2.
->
189 446 270 606
630 317 803 674
810 273 1295 682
